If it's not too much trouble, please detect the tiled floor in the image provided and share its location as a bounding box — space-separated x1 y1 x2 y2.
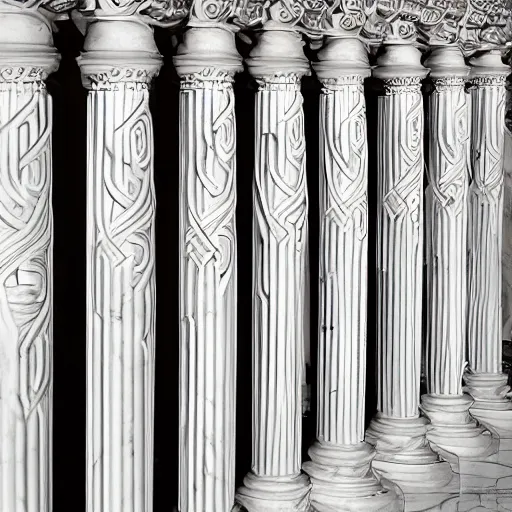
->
407 492 512 511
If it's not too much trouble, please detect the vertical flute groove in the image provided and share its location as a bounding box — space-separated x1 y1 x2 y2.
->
253 77 308 476
178 72 237 512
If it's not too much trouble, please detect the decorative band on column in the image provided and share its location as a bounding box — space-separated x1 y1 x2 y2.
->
174 24 242 512
78 20 161 512
0 8 59 512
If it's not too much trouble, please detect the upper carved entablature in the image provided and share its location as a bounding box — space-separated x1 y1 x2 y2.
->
459 0 512 53
416 0 467 46
1 0 80 14
306 0 376 37
360 0 423 44
191 0 330 33
75 0 192 27
186 0 265 29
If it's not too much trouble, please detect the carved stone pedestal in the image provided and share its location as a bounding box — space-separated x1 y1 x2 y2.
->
305 442 398 512
421 394 497 464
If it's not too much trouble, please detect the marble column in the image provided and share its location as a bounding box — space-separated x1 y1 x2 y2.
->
0 8 58 512
77 21 161 512
302 37 397 512
420 46 497 459
365 43 452 489
235 29 311 512
174 26 242 512
463 50 512 437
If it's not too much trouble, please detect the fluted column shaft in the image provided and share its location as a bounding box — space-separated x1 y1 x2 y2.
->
236 29 311 512
425 63 469 396
0 8 58 512
467 56 507 375
463 51 512 430
174 26 242 512
78 21 161 512
316 73 368 446
376 73 425 419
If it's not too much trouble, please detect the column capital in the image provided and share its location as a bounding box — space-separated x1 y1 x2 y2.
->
468 49 510 82
174 26 242 79
374 44 428 83
74 0 191 27
246 29 310 83
425 45 468 81
0 4 60 82
460 0 512 55
313 38 370 85
77 19 162 90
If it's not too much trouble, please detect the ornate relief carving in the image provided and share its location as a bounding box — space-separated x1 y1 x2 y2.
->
0 78 53 512
86 67 156 90
383 76 422 94
416 0 467 45
178 51 238 512
2 0 80 12
0 67 49 83
75 0 192 26
361 0 422 43
460 0 512 53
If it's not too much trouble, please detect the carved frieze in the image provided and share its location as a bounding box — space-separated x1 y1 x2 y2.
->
460 0 512 53
76 0 192 26
361 0 423 43
416 0 467 46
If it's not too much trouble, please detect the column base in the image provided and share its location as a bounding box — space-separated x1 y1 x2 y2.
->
420 393 498 462
464 372 512 438
303 441 400 511
235 472 311 512
365 414 454 492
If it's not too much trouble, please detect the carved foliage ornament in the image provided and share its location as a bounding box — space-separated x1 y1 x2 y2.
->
2 0 192 23
416 0 467 45
1 0 79 13
189 0 373 34
460 0 512 52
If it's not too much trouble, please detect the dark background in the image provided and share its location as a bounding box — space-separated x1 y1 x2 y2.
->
49 21 386 511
